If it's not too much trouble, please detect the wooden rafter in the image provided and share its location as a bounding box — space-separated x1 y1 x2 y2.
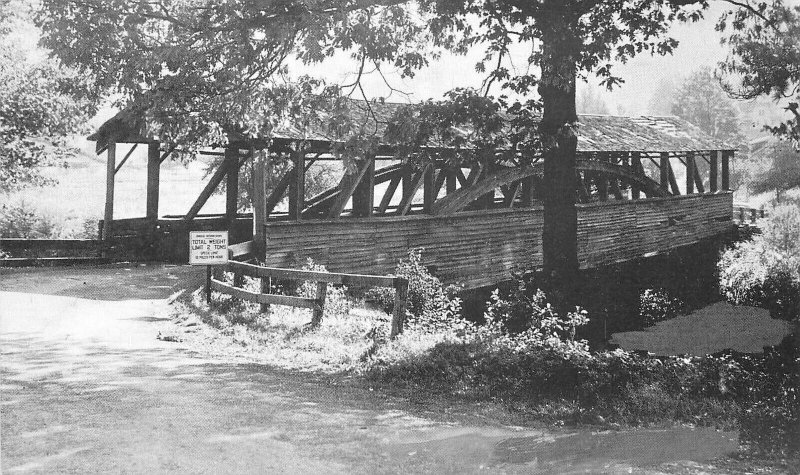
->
378 175 402 214
327 157 374 218
185 154 234 222
503 181 521 207
264 168 295 217
432 160 667 215
114 143 138 174
396 165 428 216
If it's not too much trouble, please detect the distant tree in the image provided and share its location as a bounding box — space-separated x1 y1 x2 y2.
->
717 0 800 142
0 2 99 192
577 86 610 115
647 77 676 116
749 139 800 201
670 66 744 145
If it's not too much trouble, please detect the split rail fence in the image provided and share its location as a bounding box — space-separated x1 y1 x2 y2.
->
206 241 410 337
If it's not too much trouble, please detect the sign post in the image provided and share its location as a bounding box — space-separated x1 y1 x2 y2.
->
189 231 229 306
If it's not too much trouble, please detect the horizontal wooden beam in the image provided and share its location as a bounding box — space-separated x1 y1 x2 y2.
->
211 279 318 309
227 260 400 287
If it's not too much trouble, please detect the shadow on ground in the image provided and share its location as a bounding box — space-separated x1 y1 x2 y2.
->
1 265 739 474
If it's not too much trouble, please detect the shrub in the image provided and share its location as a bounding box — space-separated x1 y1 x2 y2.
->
0 201 61 238
736 339 800 459
639 288 684 327
719 204 800 321
296 258 351 320
365 249 464 333
719 239 800 321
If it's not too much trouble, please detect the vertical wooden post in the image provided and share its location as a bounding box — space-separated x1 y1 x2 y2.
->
710 151 719 193
260 277 270 313
722 150 731 191
225 147 239 239
446 169 457 194
352 155 375 217
390 278 409 338
685 153 695 194
597 154 609 201
660 152 670 195
206 266 213 305
521 176 534 206
631 152 642 199
252 149 266 256
146 142 161 220
310 281 328 327
423 164 436 213
401 163 413 206
102 142 117 245
288 150 305 220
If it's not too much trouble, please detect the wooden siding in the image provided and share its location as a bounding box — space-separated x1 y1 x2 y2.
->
263 193 733 289
577 193 733 269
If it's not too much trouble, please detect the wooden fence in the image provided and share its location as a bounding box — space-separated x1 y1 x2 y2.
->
206 252 410 337
733 204 767 225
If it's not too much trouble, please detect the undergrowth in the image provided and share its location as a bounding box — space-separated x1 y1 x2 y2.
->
170 249 799 464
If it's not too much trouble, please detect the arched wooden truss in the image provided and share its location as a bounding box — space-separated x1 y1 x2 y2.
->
295 157 670 220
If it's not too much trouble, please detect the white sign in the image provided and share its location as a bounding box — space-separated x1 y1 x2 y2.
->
189 231 229 265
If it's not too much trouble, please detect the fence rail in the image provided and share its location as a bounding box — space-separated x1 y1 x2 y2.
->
207 255 410 337
733 204 767 225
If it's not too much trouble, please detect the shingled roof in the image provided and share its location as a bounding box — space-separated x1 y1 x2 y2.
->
89 99 735 154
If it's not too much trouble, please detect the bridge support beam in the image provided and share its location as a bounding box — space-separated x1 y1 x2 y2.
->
686 152 695 195
225 147 240 240
102 142 116 246
146 142 160 220
722 150 731 191
289 150 306 220
353 154 375 217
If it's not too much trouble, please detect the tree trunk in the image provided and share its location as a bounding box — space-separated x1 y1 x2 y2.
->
538 14 581 308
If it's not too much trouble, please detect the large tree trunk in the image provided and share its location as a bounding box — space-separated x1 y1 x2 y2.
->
538 14 581 308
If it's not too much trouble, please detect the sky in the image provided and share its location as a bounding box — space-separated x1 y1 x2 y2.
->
295 2 732 115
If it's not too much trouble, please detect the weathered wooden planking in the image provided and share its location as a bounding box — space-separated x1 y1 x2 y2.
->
264 208 542 289
262 193 733 289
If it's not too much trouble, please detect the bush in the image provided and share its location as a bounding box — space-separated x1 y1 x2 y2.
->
737 339 800 459
365 249 463 333
639 288 684 327
719 204 800 321
296 258 351 320
0 201 61 238
719 239 800 321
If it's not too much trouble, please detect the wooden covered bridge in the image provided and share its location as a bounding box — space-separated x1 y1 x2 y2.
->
89 101 735 289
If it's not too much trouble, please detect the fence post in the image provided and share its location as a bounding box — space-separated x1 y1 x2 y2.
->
310 281 328 327
206 265 212 306
390 278 409 338
260 276 270 313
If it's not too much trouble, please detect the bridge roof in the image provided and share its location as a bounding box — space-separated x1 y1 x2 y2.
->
89 99 734 154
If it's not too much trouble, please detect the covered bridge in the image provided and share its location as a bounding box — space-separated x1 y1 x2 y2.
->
89 101 735 289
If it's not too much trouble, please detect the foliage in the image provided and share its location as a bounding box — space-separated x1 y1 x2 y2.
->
296 258 352 320
737 338 800 459
639 288 685 327
36 0 431 160
748 138 800 199
717 0 800 142
719 204 800 321
670 66 744 145
0 3 99 192
0 201 61 238
366 249 464 333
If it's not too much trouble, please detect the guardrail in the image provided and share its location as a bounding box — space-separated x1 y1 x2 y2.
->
733 205 767 225
206 255 410 337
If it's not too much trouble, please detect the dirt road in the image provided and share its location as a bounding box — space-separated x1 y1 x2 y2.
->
1 264 738 474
